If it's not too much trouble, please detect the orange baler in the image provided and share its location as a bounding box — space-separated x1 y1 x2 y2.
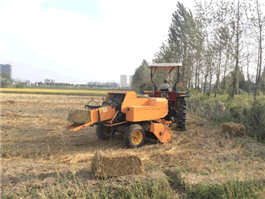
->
66 91 172 148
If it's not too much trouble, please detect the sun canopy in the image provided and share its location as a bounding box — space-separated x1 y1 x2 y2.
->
148 63 182 75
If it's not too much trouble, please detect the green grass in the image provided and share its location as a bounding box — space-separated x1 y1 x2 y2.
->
187 93 265 142
186 178 264 199
0 88 109 96
0 88 138 96
2 178 173 199
2 169 264 199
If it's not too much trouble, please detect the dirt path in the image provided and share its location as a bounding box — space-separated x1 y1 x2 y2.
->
1 93 265 196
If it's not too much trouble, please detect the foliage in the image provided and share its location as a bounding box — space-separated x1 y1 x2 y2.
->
15 83 24 88
187 93 265 141
131 60 150 91
0 73 12 88
186 178 263 199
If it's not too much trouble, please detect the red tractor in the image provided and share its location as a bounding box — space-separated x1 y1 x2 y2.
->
144 63 190 130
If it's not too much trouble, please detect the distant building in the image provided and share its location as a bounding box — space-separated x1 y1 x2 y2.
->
0 64 12 78
106 82 118 88
12 78 30 85
129 75 133 88
87 81 118 88
120 75 127 88
44 79 55 84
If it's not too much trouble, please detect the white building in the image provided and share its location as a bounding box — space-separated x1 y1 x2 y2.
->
129 75 133 88
120 75 127 88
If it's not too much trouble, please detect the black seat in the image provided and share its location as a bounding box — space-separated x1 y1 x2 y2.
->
160 88 169 91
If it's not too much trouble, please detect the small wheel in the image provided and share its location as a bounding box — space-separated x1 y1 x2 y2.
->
124 124 145 148
96 124 112 140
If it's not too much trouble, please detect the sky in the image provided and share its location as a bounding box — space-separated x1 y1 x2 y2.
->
0 0 196 84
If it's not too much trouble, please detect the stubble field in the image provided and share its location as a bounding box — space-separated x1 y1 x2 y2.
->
1 93 265 198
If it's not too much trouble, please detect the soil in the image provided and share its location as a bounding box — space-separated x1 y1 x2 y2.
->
1 93 265 196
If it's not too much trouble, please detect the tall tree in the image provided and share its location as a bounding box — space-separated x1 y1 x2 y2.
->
168 2 196 88
252 0 264 101
131 60 150 91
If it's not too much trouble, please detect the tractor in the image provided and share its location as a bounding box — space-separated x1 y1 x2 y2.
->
66 63 190 148
144 63 190 130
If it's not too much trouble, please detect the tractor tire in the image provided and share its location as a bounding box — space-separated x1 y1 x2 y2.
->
124 124 145 148
96 124 112 140
176 98 187 130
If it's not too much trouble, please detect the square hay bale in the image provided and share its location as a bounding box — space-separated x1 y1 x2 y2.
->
91 151 145 178
68 109 91 124
7 100 15 104
222 122 246 137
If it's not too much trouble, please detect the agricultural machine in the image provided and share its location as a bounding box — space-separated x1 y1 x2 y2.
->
66 63 190 148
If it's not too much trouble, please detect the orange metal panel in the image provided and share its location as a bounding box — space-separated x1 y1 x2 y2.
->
150 123 171 143
126 106 168 122
90 106 116 122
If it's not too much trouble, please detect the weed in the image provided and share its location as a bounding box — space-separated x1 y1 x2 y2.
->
186 178 263 199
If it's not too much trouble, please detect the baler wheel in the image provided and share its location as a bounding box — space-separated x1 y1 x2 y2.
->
124 124 145 148
96 124 112 140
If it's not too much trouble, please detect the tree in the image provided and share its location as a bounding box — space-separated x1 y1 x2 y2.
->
168 2 196 88
0 73 12 88
252 0 264 101
131 60 150 91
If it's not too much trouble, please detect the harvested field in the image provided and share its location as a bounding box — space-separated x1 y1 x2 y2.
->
1 93 265 198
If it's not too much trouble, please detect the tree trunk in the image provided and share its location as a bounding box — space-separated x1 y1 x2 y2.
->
215 74 220 97
254 0 263 101
231 0 240 99
204 74 208 94
209 74 212 92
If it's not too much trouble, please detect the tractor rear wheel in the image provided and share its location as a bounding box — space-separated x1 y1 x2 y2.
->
124 124 145 148
176 98 187 130
96 124 112 140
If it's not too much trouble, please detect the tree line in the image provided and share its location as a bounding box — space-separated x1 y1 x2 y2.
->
132 0 265 100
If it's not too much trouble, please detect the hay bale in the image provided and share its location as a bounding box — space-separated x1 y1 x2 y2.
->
91 151 145 178
0 101 8 105
7 100 15 104
67 109 91 124
222 122 246 137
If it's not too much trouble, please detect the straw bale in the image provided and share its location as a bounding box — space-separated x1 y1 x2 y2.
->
7 100 15 104
91 151 145 178
67 109 91 124
222 122 246 137
0 101 8 105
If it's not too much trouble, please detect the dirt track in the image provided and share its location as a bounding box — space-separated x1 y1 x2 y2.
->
1 93 265 196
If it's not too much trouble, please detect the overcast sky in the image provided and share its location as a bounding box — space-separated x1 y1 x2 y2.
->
0 0 196 84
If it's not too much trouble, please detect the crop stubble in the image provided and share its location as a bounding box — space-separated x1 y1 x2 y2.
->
1 93 265 196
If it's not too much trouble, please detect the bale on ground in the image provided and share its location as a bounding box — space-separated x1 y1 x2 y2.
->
67 109 91 124
91 151 145 178
222 122 246 137
7 100 15 104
